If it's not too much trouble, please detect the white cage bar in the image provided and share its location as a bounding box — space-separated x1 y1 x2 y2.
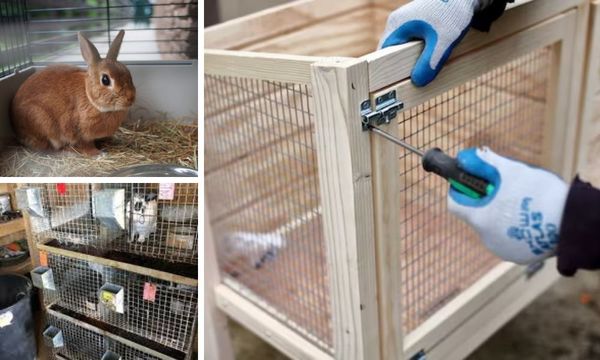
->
205 1 592 360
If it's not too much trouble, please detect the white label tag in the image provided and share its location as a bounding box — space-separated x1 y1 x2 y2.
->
85 300 98 311
0 312 13 328
159 183 175 200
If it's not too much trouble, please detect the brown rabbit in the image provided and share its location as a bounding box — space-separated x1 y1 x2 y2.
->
10 30 136 156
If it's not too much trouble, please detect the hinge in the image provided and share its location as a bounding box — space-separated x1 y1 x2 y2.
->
410 350 426 360
360 90 404 131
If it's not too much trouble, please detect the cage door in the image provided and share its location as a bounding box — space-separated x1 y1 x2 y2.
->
366 7 585 360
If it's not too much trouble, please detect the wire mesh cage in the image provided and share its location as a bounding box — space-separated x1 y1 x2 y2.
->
42 252 197 355
395 47 552 333
205 45 555 352
45 310 185 360
19 183 198 268
205 76 332 351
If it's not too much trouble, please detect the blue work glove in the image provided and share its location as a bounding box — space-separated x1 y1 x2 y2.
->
379 0 493 87
447 147 569 265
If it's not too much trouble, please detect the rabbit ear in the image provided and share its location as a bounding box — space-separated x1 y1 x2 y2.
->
78 32 101 65
106 30 125 60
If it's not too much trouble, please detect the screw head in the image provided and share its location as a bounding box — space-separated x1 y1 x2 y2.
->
360 100 370 111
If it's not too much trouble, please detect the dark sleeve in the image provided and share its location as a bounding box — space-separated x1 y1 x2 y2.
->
471 0 515 32
556 176 600 277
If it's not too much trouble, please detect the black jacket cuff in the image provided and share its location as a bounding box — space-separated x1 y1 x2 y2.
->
556 176 600 276
472 0 514 32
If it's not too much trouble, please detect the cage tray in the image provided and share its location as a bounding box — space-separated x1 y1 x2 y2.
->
49 305 188 360
44 239 197 279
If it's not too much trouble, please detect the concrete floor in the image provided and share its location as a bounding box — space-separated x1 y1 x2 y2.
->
230 271 600 360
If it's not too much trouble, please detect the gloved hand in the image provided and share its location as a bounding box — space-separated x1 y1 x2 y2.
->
379 0 494 87
447 147 569 265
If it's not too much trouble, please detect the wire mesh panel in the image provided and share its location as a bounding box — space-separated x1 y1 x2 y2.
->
23 183 198 267
396 47 553 333
44 253 197 354
0 0 32 78
205 75 332 352
25 0 198 63
45 312 175 360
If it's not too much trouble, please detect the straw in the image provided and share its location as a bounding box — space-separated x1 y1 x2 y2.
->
0 119 198 177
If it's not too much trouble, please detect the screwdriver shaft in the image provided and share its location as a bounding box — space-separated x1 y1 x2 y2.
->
368 125 425 157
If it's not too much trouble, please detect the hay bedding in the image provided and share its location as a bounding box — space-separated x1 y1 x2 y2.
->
0 120 198 177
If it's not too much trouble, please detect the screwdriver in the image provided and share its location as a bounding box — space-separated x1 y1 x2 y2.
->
368 125 495 199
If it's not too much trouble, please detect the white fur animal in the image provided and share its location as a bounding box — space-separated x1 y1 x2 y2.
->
126 193 158 243
222 232 286 269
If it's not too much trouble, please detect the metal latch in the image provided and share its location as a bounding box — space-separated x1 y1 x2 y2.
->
361 90 404 131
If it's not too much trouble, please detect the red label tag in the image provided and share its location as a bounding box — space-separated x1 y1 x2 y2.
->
56 183 67 195
143 282 157 302
39 251 48 267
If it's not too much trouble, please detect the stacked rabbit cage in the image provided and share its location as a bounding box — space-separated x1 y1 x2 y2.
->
18 183 198 360
0 1 198 177
205 0 593 359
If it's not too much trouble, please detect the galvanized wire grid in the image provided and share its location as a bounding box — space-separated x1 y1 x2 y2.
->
205 75 332 352
45 253 197 353
0 0 32 78
46 314 164 360
46 313 164 360
26 183 198 265
397 48 552 333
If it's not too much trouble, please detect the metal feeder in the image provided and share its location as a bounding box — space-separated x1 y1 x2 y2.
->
101 350 122 360
15 188 45 218
30 267 55 291
99 283 125 314
92 189 126 230
42 325 64 348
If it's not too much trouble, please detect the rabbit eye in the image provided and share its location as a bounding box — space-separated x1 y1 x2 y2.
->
101 74 110 86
